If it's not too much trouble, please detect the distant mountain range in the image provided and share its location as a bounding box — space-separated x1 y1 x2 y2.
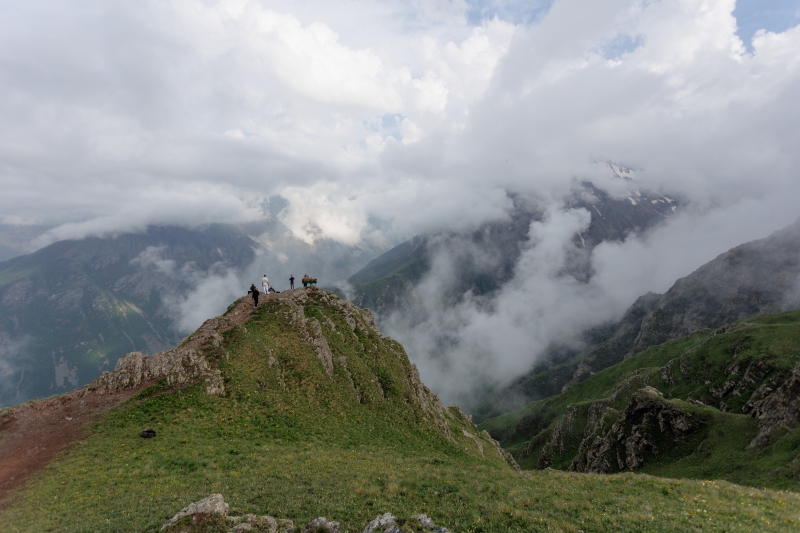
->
479 309 800 490
475 218 800 421
0 219 378 407
349 182 680 320
346 182 685 417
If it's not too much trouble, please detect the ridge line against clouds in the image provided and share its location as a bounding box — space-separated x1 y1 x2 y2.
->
2 0 800 403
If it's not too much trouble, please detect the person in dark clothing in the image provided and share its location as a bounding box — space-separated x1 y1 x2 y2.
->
249 283 260 308
289 275 295 289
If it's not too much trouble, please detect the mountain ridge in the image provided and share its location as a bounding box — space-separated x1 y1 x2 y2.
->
475 217 800 420
480 310 800 490
1 288 798 532
0 219 382 408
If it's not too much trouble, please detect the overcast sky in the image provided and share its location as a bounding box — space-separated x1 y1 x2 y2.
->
2 0 800 406
1 0 798 251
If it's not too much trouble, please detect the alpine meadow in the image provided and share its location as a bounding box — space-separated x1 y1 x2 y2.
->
2 1 800 532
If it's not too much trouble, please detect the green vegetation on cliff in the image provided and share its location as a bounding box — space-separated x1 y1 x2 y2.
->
481 311 800 491
2 291 799 532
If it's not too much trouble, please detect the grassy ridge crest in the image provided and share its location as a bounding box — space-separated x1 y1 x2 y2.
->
2 291 799 531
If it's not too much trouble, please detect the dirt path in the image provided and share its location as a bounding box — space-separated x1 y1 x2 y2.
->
0 292 277 509
0 386 148 509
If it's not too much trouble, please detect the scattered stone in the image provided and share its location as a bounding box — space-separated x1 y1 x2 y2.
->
162 497 451 533
415 514 435 528
141 428 156 438
161 494 229 531
304 517 339 533
363 512 396 533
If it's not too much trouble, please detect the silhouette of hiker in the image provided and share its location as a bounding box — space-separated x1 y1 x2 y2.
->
289 274 295 290
249 283 260 308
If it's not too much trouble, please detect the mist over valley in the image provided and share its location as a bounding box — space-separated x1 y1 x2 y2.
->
2 1 800 531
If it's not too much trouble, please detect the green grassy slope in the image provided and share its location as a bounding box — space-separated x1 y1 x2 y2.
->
480 311 800 490
2 293 799 532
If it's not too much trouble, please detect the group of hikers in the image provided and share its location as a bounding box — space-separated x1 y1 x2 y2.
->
247 274 315 308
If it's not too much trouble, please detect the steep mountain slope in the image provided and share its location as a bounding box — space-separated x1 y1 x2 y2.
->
0 217 382 408
0 224 51 263
478 218 800 419
349 184 678 320
1 289 797 532
0 225 270 407
480 310 800 490
631 217 800 350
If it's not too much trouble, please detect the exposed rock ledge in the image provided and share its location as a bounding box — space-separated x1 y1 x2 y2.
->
749 362 800 449
161 494 452 533
84 305 243 397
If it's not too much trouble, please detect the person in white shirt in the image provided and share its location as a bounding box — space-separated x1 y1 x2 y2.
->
262 275 270 294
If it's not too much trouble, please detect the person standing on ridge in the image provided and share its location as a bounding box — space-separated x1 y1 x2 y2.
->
289 274 295 290
249 283 260 308
262 274 270 294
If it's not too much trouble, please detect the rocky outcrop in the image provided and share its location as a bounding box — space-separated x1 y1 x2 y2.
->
78 306 245 397
537 404 582 469
362 512 451 533
748 363 800 449
161 494 230 531
161 495 451 533
576 388 699 473
91 349 211 393
279 290 349 377
541 388 701 474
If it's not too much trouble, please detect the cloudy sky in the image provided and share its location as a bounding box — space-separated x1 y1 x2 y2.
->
2 0 800 404
1 0 798 250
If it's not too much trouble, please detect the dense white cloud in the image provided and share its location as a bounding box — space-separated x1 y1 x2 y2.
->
0 0 521 245
3 0 795 244
2 0 800 401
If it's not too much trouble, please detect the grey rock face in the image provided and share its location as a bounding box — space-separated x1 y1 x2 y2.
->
537 404 581 469
563 389 700 474
84 312 235 396
749 363 800 449
537 386 701 473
